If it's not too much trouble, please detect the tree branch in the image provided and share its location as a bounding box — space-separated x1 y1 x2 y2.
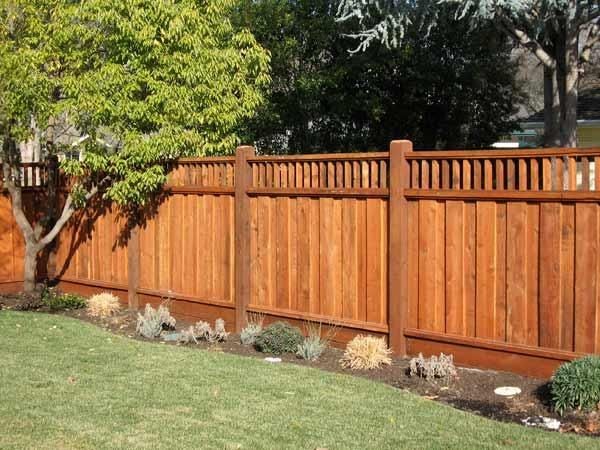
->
37 177 109 248
499 18 556 70
580 20 600 65
576 8 600 28
2 155 35 243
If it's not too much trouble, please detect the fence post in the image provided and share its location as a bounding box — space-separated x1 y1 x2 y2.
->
234 145 255 332
388 140 412 356
127 218 140 310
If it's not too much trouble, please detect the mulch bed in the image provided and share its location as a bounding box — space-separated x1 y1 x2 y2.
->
2 292 599 437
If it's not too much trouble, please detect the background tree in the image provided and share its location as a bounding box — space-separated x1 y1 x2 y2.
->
0 0 270 292
235 0 521 153
336 0 600 147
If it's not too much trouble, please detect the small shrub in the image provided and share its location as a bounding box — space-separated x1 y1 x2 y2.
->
254 321 304 354
177 326 198 345
87 292 121 318
240 313 264 346
42 289 87 311
297 335 326 361
409 353 457 382
552 356 600 415
171 319 229 345
340 335 392 370
193 319 229 343
135 302 176 339
296 321 335 361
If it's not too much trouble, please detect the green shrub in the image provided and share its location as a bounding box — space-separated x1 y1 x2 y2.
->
552 356 600 415
42 289 87 311
254 321 303 354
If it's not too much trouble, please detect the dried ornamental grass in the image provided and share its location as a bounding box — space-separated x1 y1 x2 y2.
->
340 335 392 370
87 293 121 318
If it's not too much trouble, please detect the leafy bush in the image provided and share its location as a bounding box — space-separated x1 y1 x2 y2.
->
552 356 600 415
240 313 264 346
136 303 176 339
254 321 304 354
42 289 87 311
340 335 392 370
87 292 121 318
409 353 457 382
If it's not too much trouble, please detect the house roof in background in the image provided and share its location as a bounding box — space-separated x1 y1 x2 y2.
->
523 88 600 123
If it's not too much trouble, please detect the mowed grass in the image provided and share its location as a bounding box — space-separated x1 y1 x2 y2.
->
0 312 596 450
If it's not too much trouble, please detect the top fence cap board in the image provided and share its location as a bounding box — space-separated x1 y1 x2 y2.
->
406 147 600 159
246 151 390 163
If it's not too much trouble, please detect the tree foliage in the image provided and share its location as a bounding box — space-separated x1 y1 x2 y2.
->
236 0 521 152
0 0 270 291
336 0 600 146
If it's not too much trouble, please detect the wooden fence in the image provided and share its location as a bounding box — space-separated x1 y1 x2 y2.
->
3 142 600 377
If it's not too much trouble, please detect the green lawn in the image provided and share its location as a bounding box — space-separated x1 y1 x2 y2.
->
0 312 596 449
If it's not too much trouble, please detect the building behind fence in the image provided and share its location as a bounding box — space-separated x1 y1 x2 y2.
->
2 141 600 377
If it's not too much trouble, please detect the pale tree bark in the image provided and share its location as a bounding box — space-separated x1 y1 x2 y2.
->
2 135 101 292
543 66 561 146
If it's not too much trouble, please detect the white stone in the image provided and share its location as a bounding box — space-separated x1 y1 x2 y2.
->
522 416 561 431
494 386 521 397
264 357 282 363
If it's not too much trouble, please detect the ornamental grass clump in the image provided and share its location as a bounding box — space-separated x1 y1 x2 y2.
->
296 321 335 361
240 313 264 346
86 293 121 318
552 356 600 415
254 321 304 354
136 302 176 339
340 335 392 370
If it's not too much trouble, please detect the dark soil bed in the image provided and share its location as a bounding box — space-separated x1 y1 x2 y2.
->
2 292 599 437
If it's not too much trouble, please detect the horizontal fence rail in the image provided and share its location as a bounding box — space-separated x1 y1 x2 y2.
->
2 143 600 377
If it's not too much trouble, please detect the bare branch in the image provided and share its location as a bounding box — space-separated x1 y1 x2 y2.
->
38 177 109 247
500 18 556 70
2 155 35 243
580 20 600 65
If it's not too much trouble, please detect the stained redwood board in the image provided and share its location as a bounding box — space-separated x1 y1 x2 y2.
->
494 203 507 341
342 198 358 321
366 198 384 324
539 203 562 349
445 201 464 335
296 197 311 313
506 202 528 345
275 196 290 310
407 200 419 329
526 203 540 346
560 204 575 351
463 202 477 337
475 201 497 339
574 203 598 353
418 200 438 331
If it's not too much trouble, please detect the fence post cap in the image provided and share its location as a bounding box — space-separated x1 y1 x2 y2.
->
235 145 255 156
390 140 413 153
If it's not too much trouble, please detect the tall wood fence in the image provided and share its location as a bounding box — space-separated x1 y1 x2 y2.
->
3 142 600 377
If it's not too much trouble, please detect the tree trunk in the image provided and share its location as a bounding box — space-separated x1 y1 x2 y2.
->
543 66 561 146
561 28 579 147
23 243 40 293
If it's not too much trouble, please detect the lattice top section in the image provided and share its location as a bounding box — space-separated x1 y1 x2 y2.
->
248 153 389 190
1 163 48 189
167 157 235 187
406 149 600 191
